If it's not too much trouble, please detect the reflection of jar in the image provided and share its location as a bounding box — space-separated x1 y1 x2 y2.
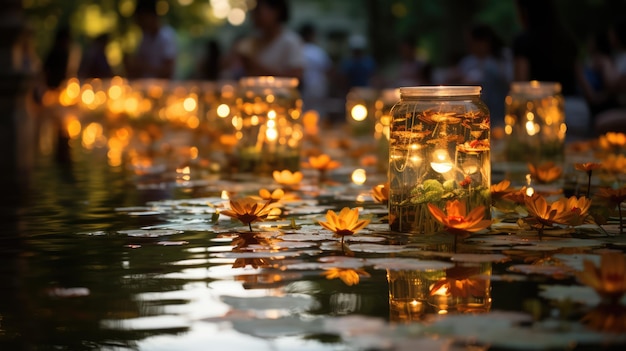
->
236 76 303 173
503 81 566 185
389 86 491 234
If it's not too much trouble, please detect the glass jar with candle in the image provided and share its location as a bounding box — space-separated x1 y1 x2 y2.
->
389 86 491 234
236 76 303 173
502 81 566 186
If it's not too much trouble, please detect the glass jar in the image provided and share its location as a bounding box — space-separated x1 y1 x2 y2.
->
235 76 303 173
503 81 566 185
389 86 491 234
374 88 399 173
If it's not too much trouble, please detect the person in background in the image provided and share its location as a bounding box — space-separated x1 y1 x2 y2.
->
196 39 221 81
298 23 332 119
125 0 177 79
235 0 303 79
579 29 618 118
340 34 376 90
591 18 626 134
454 24 512 126
78 33 113 79
513 0 589 139
392 35 429 87
43 26 72 90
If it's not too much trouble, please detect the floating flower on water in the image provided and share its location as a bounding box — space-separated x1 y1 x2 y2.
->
319 207 370 246
575 162 602 198
577 252 626 303
258 188 285 203
503 186 532 205
599 131 626 151
220 198 276 231
371 182 389 205
429 265 489 301
528 161 562 184
302 154 341 172
574 162 603 173
272 170 303 187
551 195 593 227
523 194 590 230
427 200 491 245
491 179 513 201
322 268 370 286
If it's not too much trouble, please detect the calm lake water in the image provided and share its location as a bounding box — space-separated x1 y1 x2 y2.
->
1 145 625 351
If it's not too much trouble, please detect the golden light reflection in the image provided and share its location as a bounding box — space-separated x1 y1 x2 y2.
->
351 104 368 121
217 103 230 118
351 168 367 185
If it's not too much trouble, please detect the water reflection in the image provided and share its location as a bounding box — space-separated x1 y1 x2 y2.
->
388 262 492 322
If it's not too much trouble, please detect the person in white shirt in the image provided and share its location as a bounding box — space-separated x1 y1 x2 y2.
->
235 0 304 79
125 0 177 79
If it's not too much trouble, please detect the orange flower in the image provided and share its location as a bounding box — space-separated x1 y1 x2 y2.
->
258 188 285 203
550 196 593 226
272 170 303 186
429 265 488 299
319 207 370 245
303 154 341 171
490 179 513 201
574 162 602 172
371 182 389 204
503 186 532 204
220 198 276 231
322 268 370 286
523 193 561 228
599 131 626 150
528 162 562 184
577 252 626 303
427 200 491 238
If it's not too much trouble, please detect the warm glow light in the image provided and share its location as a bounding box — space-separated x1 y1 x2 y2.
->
221 190 230 200
351 104 368 121
504 125 512 135
216 103 230 118
462 159 479 174
525 120 539 136
108 85 122 100
251 115 259 126
227 8 246 26
268 109 277 119
183 96 197 112
351 168 367 185
66 118 82 139
266 127 278 141
81 88 95 105
430 149 453 173
526 187 535 196
211 0 231 19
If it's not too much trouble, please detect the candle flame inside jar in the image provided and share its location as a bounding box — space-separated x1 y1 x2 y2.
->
430 149 453 173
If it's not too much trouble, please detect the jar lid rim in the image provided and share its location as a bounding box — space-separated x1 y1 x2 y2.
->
399 86 482 96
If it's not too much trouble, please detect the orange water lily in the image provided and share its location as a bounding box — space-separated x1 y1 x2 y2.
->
258 188 285 203
220 198 276 231
491 179 513 201
599 131 626 151
303 154 341 171
371 182 389 204
524 193 573 230
319 207 370 246
272 170 303 187
528 162 562 184
550 196 593 227
322 268 370 286
577 252 626 303
427 200 491 239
